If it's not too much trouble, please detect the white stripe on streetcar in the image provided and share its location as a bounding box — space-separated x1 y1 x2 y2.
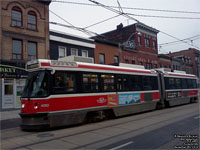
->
110 141 134 150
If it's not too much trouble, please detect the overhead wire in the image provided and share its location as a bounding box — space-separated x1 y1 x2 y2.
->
159 35 200 46
49 10 94 36
50 0 200 49
126 13 200 20
88 0 200 50
88 0 140 23
49 10 108 38
51 1 200 14
84 14 121 29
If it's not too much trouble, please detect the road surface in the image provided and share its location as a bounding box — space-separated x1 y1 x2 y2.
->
1 102 199 150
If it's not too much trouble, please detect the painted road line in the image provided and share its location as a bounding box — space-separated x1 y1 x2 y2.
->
110 141 134 150
194 116 200 119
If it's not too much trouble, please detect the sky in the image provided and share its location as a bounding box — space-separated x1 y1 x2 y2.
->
49 0 200 54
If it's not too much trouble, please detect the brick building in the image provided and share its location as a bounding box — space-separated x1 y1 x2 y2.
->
94 39 119 65
94 23 160 69
158 54 171 69
0 0 51 110
168 48 200 78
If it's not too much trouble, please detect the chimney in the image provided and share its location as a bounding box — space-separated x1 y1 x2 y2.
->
117 23 123 30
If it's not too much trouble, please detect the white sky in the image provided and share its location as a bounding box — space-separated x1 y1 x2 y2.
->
49 0 200 54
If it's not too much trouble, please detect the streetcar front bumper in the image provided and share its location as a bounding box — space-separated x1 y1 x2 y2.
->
19 113 50 130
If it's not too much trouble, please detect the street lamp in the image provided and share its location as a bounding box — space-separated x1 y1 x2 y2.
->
118 32 141 63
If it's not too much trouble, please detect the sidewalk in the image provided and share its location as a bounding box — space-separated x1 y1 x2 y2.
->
0 109 20 121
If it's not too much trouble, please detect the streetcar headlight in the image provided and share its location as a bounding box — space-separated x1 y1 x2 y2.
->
34 105 38 109
34 103 39 109
21 103 25 109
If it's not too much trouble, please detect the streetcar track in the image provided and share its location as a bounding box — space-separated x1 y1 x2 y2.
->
72 112 199 149
14 111 198 150
10 104 198 149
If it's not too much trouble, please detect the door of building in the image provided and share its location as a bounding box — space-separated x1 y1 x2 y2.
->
2 79 15 109
16 79 25 108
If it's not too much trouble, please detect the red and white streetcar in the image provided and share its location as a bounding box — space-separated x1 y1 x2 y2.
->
20 57 198 130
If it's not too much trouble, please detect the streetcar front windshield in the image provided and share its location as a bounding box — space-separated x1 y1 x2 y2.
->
22 71 49 98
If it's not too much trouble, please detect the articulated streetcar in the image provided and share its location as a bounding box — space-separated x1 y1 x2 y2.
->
155 68 198 108
20 58 198 130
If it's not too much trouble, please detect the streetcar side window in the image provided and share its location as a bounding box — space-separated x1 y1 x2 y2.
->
181 79 188 89
101 74 115 92
152 76 158 90
175 78 181 89
188 79 197 89
82 73 99 92
117 75 129 91
165 77 176 89
129 75 142 91
187 79 193 89
192 79 197 88
142 76 153 90
52 72 76 94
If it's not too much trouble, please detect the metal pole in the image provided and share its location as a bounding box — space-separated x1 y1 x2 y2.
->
118 43 122 64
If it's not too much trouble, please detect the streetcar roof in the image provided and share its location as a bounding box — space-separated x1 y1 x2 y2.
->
26 59 157 75
164 72 197 79
152 68 197 79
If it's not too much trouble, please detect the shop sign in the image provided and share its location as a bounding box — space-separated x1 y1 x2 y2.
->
0 67 16 73
0 64 27 78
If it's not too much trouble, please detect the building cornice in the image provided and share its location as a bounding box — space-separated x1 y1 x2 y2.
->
2 30 45 42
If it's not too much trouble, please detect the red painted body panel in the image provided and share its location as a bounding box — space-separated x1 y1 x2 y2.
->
21 92 160 114
188 90 198 96
41 62 50 67
153 92 160 100
21 95 108 114
140 93 144 102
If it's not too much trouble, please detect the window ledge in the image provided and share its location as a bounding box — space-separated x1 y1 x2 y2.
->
27 28 38 32
10 25 24 29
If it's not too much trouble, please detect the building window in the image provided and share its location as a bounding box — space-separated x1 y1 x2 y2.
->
5 85 13 95
114 56 119 64
99 54 105 64
12 39 22 60
139 61 143 65
145 38 150 48
27 11 36 30
146 63 152 69
59 46 66 58
82 50 88 57
11 7 22 27
71 48 78 56
125 59 129 64
138 36 142 46
28 42 37 60
132 60 135 64
195 56 199 63
153 40 157 49
154 64 157 68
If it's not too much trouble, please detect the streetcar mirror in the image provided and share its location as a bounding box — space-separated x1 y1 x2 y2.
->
51 69 55 74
